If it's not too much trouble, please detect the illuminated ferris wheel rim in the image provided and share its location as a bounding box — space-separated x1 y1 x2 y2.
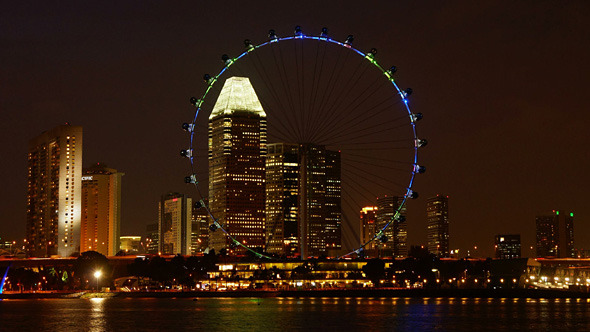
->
182 26 426 260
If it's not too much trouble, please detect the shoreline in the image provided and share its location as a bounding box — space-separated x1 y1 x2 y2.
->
2 288 590 300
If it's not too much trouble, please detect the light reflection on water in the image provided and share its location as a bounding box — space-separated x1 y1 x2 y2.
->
0 297 589 331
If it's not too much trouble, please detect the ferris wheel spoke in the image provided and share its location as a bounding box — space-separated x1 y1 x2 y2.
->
324 138 414 148
340 171 384 202
320 121 413 146
318 101 407 144
306 48 350 141
292 38 306 141
264 45 300 138
247 53 300 142
342 167 407 192
340 194 365 250
307 55 367 143
251 48 300 141
304 39 330 142
323 73 386 128
273 43 304 141
314 92 396 144
345 158 410 174
344 152 415 165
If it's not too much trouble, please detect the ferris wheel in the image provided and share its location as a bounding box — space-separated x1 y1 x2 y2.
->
181 26 426 260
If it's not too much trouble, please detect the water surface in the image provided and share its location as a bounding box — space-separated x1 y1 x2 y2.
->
1 297 588 331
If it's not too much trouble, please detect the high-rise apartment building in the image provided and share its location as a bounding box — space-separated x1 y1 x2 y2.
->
360 206 378 251
158 193 192 255
26 124 83 257
80 163 123 256
376 196 407 258
495 234 521 259
536 210 574 258
208 77 267 253
426 194 449 257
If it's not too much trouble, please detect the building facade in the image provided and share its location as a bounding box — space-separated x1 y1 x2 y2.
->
191 199 209 255
119 236 141 254
265 143 342 258
536 210 574 258
495 234 521 259
80 163 123 256
208 77 267 253
158 193 192 255
26 124 83 257
145 223 159 254
360 206 378 251
376 196 407 258
266 143 300 256
426 194 449 257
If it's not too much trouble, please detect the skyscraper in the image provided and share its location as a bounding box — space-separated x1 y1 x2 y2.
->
495 234 521 259
376 196 407 258
208 77 267 252
536 210 574 258
426 194 449 257
265 143 342 258
80 163 123 256
360 206 378 250
266 143 300 256
26 124 83 257
158 193 192 255
145 223 159 254
191 199 209 255
299 144 342 258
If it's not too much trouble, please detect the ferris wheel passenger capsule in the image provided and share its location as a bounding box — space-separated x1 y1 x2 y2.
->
209 223 219 232
203 74 215 85
379 234 388 243
387 66 397 76
189 97 198 105
221 54 232 66
414 164 426 174
180 149 192 158
403 88 413 98
184 175 197 184
194 200 203 209
407 190 419 199
344 35 354 47
320 27 329 38
395 215 406 222
410 113 423 122
415 138 428 148
268 29 278 42
294 25 303 38
366 48 377 59
244 39 255 51
182 123 194 133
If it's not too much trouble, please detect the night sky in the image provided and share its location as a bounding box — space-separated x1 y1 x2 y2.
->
1 1 589 257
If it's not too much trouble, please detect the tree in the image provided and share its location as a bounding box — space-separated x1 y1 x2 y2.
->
73 251 111 289
362 259 385 286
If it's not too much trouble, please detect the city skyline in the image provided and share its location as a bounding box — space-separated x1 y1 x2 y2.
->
1 2 589 258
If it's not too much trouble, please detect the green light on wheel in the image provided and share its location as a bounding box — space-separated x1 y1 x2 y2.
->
570 213 574 217
556 211 559 215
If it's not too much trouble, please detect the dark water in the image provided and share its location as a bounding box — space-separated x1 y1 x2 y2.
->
1 297 589 331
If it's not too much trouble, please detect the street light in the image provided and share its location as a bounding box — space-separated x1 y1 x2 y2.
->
94 270 102 292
